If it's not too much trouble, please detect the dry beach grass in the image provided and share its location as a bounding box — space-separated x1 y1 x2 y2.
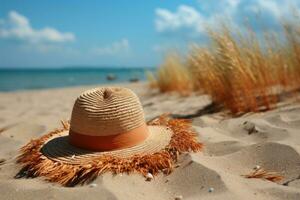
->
149 19 300 114
243 168 284 183
151 53 192 95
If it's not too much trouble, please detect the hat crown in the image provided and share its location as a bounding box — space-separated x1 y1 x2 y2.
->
70 87 145 136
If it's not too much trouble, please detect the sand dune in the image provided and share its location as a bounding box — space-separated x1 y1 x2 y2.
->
0 83 300 200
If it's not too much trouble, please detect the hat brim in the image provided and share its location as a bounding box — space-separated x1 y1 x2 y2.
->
16 115 203 187
41 126 172 164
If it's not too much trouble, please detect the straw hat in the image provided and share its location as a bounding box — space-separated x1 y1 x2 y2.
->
16 87 203 186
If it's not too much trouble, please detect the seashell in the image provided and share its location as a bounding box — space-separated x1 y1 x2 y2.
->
145 172 154 181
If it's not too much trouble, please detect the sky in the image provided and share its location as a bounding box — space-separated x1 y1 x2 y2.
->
0 0 299 68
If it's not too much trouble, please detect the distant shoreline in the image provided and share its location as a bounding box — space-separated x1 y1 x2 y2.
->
0 66 156 70
0 68 153 92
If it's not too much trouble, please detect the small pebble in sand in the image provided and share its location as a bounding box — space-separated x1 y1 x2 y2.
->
243 121 257 135
254 165 261 170
174 195 183 200
145 173 154 181
89 183 97 188
208 187 214 193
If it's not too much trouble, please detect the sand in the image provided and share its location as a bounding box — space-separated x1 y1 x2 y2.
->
0 82 300 200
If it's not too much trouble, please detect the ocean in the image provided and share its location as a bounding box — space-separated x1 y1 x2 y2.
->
0 67 155 92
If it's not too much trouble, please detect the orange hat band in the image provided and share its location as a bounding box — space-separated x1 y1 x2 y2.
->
69 123 150 151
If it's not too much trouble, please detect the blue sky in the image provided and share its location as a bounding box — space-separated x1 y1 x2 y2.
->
0 0 299 68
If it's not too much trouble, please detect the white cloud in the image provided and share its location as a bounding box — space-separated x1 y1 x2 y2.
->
154 2 241 35
154 0 300 36
155 5 205 34
0 11 75 43
93 39 130 55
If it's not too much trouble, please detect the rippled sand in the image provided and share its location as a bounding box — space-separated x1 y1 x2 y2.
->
0 82 300 200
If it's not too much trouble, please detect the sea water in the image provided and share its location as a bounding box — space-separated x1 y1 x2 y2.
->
0 67 155 92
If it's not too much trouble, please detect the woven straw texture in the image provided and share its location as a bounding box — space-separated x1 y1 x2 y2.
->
70 87 145 136
41 87 173 160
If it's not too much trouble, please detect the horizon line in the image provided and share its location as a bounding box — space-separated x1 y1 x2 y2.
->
0 65 157 70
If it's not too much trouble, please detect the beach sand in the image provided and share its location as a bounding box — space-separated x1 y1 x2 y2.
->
0 82 300 200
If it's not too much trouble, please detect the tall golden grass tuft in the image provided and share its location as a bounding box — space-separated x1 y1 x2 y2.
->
150 19 300 114
151 53 192 95
196 26 277 113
